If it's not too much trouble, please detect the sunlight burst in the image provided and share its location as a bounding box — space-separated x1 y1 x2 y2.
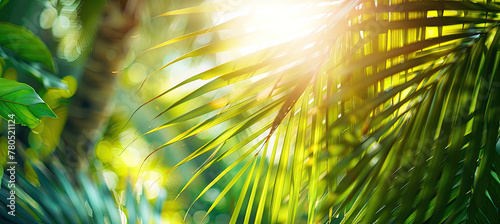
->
217 0 337 55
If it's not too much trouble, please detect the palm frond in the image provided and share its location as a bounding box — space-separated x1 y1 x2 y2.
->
0 161 164 224
133 0 500 223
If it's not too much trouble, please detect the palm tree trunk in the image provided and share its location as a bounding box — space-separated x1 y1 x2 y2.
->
62 0 140 168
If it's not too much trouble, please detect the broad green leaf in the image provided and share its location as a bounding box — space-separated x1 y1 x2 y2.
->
0 78 56 128
0 22 55 72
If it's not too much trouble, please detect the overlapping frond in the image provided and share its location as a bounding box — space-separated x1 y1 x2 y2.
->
134 0 500 223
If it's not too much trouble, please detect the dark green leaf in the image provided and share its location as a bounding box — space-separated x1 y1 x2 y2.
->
0 22 55 72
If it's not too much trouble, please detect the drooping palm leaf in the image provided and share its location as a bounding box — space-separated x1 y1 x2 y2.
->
133 0 500 223
0 161 164 224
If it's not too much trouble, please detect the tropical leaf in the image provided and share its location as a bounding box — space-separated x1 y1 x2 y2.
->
0 161 163 224
0 23 68 90
134 0 500 223
0 22 55 72
0 78 56 128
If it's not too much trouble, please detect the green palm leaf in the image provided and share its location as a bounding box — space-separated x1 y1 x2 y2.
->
134 0 500 223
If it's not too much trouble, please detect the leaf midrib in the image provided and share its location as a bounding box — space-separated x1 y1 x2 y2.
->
0 98 48 112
